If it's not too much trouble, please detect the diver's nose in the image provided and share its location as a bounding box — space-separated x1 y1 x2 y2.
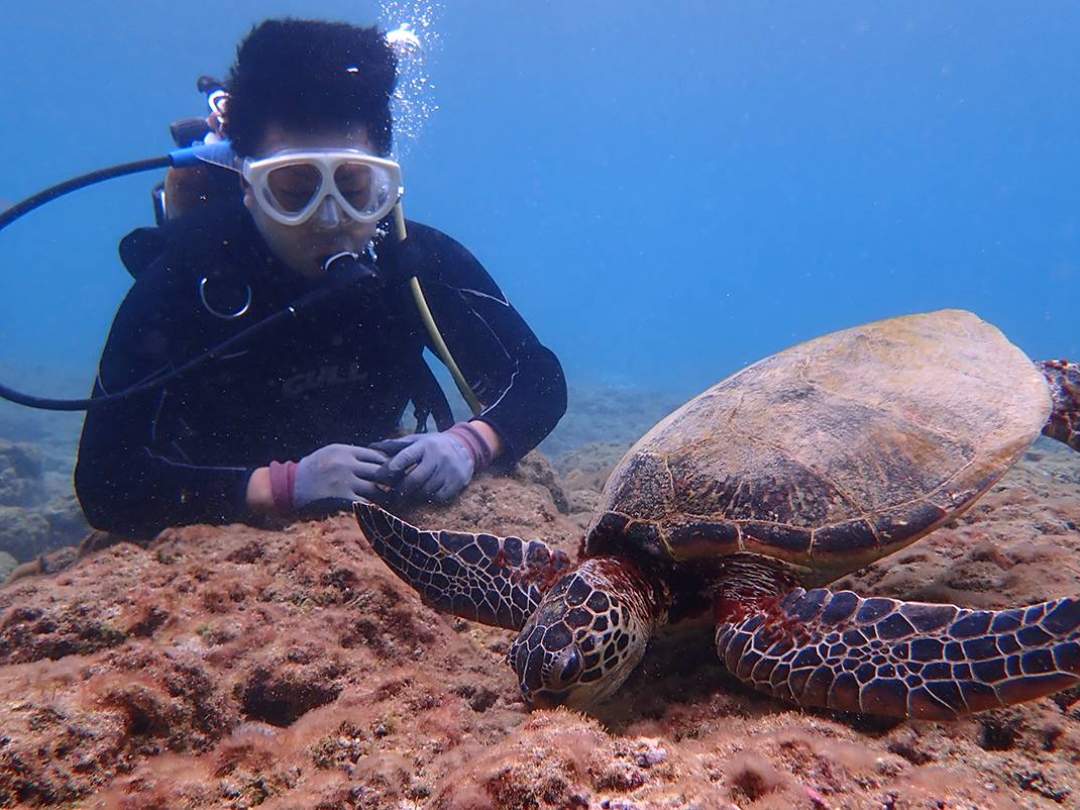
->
312 196 343 230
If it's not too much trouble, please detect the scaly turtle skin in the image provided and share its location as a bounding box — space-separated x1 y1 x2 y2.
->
355 310 1080 718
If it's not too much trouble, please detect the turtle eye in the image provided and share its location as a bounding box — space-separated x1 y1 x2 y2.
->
554 647 583 686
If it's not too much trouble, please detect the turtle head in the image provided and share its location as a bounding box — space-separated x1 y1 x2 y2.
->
507 558 661 710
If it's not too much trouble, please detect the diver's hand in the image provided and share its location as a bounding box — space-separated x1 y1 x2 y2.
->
370 431 476 503
293 444 390 508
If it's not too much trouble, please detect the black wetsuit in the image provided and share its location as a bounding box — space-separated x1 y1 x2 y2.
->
74 203 566 537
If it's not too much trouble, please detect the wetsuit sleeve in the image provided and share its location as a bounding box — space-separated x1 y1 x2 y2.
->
406 225 567 465
74 273 253 538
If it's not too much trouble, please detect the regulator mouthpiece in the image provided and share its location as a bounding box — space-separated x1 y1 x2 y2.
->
322 251 377 286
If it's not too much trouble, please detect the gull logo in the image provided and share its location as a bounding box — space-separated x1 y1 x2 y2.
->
282 364 368 397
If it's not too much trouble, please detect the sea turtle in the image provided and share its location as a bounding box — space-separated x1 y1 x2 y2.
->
354 309 1080 719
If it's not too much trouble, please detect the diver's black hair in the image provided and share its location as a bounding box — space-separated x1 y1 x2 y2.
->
224 18 397 157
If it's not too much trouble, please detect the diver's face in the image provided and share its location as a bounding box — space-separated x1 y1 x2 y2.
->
243 124 382 279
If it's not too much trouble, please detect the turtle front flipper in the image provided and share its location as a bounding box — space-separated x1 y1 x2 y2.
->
354 501 573 631
1039 359 1080 451
715 588 1080 719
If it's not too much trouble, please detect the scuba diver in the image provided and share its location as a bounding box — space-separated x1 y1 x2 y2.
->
69 18 567 538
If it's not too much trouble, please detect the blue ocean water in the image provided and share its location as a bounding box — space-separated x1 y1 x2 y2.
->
0 0 1077 404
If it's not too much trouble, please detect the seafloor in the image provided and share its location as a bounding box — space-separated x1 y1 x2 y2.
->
0 386 1078 809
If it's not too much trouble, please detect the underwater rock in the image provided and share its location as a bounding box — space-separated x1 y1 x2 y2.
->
566 486 603 515
509 450 571 513
0 551 14 582
0 433 90 562
0 498 85 564
553 440 636 515
0 445 1076 807
0 438 44 508
555 439 631 494
0 505 51 562
39 494 91 550
0 415 91 563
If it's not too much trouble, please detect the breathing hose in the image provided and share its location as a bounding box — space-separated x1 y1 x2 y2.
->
0 144 483 416
392 203 483 415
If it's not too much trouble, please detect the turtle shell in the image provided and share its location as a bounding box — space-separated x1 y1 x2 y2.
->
586 309 1051 585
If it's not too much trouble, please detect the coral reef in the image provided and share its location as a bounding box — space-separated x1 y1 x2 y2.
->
0 434 1078 807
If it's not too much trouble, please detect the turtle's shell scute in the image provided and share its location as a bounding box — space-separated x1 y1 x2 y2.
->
587 310 1051 584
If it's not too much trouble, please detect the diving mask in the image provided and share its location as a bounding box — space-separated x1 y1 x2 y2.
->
241 148 402 226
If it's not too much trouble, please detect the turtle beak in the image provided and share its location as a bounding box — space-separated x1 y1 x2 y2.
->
522 688 570 710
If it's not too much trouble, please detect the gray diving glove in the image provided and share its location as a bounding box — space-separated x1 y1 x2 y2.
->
292 444 390 508
370 429 480 504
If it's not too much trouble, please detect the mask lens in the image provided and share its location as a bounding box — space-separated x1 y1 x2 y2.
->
265 163 322 214
333 162 382 216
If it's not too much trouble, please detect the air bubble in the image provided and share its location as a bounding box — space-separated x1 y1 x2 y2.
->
380 1 442 159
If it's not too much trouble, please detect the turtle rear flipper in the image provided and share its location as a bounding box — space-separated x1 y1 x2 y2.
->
354 501 573 631
715 588 1080 719
1039 360 1080 451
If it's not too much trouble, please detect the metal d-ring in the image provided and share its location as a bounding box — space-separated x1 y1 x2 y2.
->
199 276 252 320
